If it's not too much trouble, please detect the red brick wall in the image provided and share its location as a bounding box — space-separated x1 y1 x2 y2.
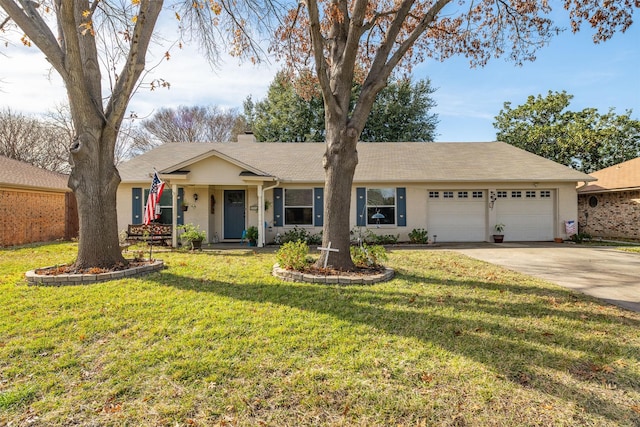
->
0 189 78 246
578 190 640 239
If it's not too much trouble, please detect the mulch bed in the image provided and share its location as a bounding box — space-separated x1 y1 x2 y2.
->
35 259 154 276
300 265 386 277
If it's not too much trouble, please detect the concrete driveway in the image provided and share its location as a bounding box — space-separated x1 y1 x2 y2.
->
448 242 640 312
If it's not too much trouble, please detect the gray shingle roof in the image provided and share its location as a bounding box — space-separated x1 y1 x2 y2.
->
0 155 69 191
118 141 594 184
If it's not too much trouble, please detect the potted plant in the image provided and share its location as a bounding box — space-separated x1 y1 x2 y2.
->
181 202 189 212
179 223 206 250
246 226 259 246
493 223 505 243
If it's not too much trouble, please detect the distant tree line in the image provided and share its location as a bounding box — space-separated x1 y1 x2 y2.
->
244 71 439 142
494 91 640 173
6 87 638 176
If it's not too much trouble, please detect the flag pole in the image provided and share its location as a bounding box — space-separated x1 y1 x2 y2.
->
148 170 154 261
145 169 165 261
149 221 154 261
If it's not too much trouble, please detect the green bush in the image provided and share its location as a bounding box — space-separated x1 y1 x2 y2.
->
570 232 592 243
281 226 322 245
350 244 388 268
368 233 399 245
408 228 429 244
281 226 310 244
307 231 323 245
276 241 310 270
350 227 398 245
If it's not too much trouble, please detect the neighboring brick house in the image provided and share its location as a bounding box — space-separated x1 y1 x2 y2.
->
0 156 78 247
578 157 640 240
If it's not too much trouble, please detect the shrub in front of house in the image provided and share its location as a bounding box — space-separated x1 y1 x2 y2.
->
276 240 311 270
280 226 322 245
350 244 388 268
408 228 429 244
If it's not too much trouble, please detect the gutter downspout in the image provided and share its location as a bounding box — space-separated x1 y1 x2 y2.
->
260 179 280 247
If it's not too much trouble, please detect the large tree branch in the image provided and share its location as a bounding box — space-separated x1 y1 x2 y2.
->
0 0 66 75
0 14 10 30
339 0 367 80
353 0 451 127
305 0 337 113
104 0 162 141
382 0 451 77
57 0 102 122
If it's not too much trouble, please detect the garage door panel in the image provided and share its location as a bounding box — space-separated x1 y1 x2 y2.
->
496 190 554 241
428 191 486 242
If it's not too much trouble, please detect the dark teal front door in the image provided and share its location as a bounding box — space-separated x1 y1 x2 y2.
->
224 190 245 239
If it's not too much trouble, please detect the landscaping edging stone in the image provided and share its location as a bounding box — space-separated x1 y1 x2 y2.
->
272 263 394 284
25 259 164 286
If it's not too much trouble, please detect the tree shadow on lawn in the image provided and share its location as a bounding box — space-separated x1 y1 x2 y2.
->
152 267 640 424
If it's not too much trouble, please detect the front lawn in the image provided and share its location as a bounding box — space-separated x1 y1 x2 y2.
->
1 243 639 426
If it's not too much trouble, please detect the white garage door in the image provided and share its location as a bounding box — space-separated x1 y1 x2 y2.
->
427 190 486 242
495 190 554 241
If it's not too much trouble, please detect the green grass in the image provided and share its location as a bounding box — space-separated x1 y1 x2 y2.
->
620 246 640 254
1 243 639 426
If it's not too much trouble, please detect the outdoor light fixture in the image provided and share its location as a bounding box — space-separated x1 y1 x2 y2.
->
193 193 199 202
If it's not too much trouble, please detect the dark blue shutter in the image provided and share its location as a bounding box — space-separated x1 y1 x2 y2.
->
314 187 324 226
397 187 406 226
273 188 283 226
177 188 184 225
356 187 366 226
132 188 142 223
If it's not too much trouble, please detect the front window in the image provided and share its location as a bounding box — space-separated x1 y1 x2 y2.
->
285 189 313 225
367 188 395 225
144 188 173 224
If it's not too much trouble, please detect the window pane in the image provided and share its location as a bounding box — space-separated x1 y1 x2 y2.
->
157 208 173 224
145 188 173 206
367 207 395 225
285 189 313 206
144 188 174 223
367 188 395 206
285 207 313 225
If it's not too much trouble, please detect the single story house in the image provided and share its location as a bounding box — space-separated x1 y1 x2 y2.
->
0 155 78 246
116 136 594 247
577 157 640 240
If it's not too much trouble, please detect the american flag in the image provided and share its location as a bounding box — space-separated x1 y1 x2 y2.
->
565 220 576 235
143 171 165 225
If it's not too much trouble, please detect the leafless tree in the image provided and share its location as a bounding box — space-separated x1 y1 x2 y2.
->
140 105 246 145
0 0 279 268
0 107 71 173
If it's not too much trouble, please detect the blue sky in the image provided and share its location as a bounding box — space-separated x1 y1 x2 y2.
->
1 13 638 142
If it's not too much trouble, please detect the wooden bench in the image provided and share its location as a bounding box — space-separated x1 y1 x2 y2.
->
126 224 173 246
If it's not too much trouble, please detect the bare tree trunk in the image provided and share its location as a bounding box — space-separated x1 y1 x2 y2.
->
318 122 359 270
69 127 126 269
